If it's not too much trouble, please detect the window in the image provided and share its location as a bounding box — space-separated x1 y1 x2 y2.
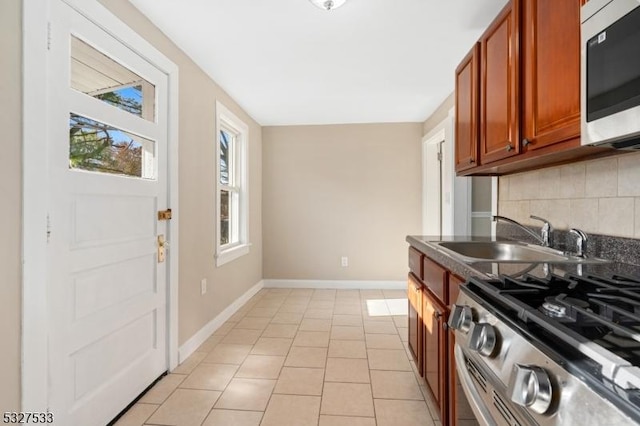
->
70 36 155 122
216 102 249 266
69 113 155 179
69 35 157 180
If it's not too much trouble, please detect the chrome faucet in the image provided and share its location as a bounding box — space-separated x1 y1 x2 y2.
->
492 215 552 247
569 228 588 258
530 215 554 247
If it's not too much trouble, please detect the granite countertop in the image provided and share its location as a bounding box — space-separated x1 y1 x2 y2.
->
406 235 640 281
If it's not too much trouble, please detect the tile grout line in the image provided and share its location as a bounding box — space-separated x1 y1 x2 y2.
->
124 288 413 426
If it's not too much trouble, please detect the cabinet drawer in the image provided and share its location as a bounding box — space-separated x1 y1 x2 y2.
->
448 274 465 308
408 247 424 280
423 257 448 304
407 274 423 313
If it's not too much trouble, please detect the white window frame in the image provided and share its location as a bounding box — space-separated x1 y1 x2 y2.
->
215 101 249 266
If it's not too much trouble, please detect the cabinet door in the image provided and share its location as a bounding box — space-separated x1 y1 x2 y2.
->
407 274 423 376
522 0 581 151
480 0 521 164
423 289 447 421
455 43 480 172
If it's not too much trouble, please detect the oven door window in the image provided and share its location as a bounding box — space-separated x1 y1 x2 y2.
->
587 6 640 122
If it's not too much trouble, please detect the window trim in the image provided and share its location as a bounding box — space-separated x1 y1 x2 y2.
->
215 101 249 266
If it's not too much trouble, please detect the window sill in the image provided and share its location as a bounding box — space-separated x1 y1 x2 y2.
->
216 243 251 267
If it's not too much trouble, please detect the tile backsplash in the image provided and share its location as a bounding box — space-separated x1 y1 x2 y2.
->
498 151 640 239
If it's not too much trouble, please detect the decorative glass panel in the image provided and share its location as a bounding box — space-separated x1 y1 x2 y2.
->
70 36 155 121
69 113 155 179
220 190 230 245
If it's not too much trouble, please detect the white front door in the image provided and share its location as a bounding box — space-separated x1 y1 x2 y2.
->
47 2 170 424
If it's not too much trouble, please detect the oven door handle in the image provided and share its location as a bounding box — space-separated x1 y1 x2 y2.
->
454 343 497 426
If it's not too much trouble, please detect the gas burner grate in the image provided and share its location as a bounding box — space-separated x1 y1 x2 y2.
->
466 272 640 390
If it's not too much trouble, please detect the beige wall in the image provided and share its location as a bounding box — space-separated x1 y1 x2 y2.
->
263 124 422 281
0 0 23 413
423 93 454 136
499 152 640 238
99 0 263 345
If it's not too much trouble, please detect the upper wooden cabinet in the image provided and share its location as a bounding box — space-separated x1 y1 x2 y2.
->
455 43 480 172
522 0 581 151
454 0 609 175
480 0 521 164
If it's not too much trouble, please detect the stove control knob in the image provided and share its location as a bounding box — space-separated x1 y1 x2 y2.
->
468 322 497 357
448 305 473 334
508 364 553 415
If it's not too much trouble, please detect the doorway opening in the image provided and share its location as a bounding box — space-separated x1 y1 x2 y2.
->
422 108 496 237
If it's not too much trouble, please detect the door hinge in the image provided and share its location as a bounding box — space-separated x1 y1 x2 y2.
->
47 22 52 50
46 214 51 243
437 152 443 162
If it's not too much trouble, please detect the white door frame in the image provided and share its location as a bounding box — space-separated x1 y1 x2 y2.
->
422 130 444 237
421 108 472 236
22 0 179 411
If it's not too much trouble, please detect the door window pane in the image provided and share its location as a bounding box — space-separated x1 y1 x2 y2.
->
70 36 156 121
69 113 155 179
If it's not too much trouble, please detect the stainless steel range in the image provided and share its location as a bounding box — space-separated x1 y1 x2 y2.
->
449 273 640 425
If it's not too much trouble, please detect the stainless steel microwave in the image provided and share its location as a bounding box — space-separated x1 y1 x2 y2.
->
581 0 640 149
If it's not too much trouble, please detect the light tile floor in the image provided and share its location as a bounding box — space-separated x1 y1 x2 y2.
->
115 288 441 426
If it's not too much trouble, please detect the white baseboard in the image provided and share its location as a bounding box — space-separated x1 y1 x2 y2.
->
262 279 405 290
177 280 264 364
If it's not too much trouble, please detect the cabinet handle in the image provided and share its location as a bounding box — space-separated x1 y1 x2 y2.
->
506 143 513 152
434 311 442 320
469 158 475 164
522 138 531 147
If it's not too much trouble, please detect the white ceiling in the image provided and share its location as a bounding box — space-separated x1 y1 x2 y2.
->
128 0 508 126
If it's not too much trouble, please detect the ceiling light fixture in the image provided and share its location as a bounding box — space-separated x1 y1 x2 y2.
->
309 0 347 11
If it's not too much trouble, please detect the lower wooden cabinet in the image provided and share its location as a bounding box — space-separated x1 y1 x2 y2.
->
409 250 479 426
407 274 423 376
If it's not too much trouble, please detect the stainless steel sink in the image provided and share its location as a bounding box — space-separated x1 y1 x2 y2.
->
433 241 610 264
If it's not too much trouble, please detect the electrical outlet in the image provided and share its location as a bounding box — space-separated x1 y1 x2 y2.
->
201 278 207 295
341 256 349 267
